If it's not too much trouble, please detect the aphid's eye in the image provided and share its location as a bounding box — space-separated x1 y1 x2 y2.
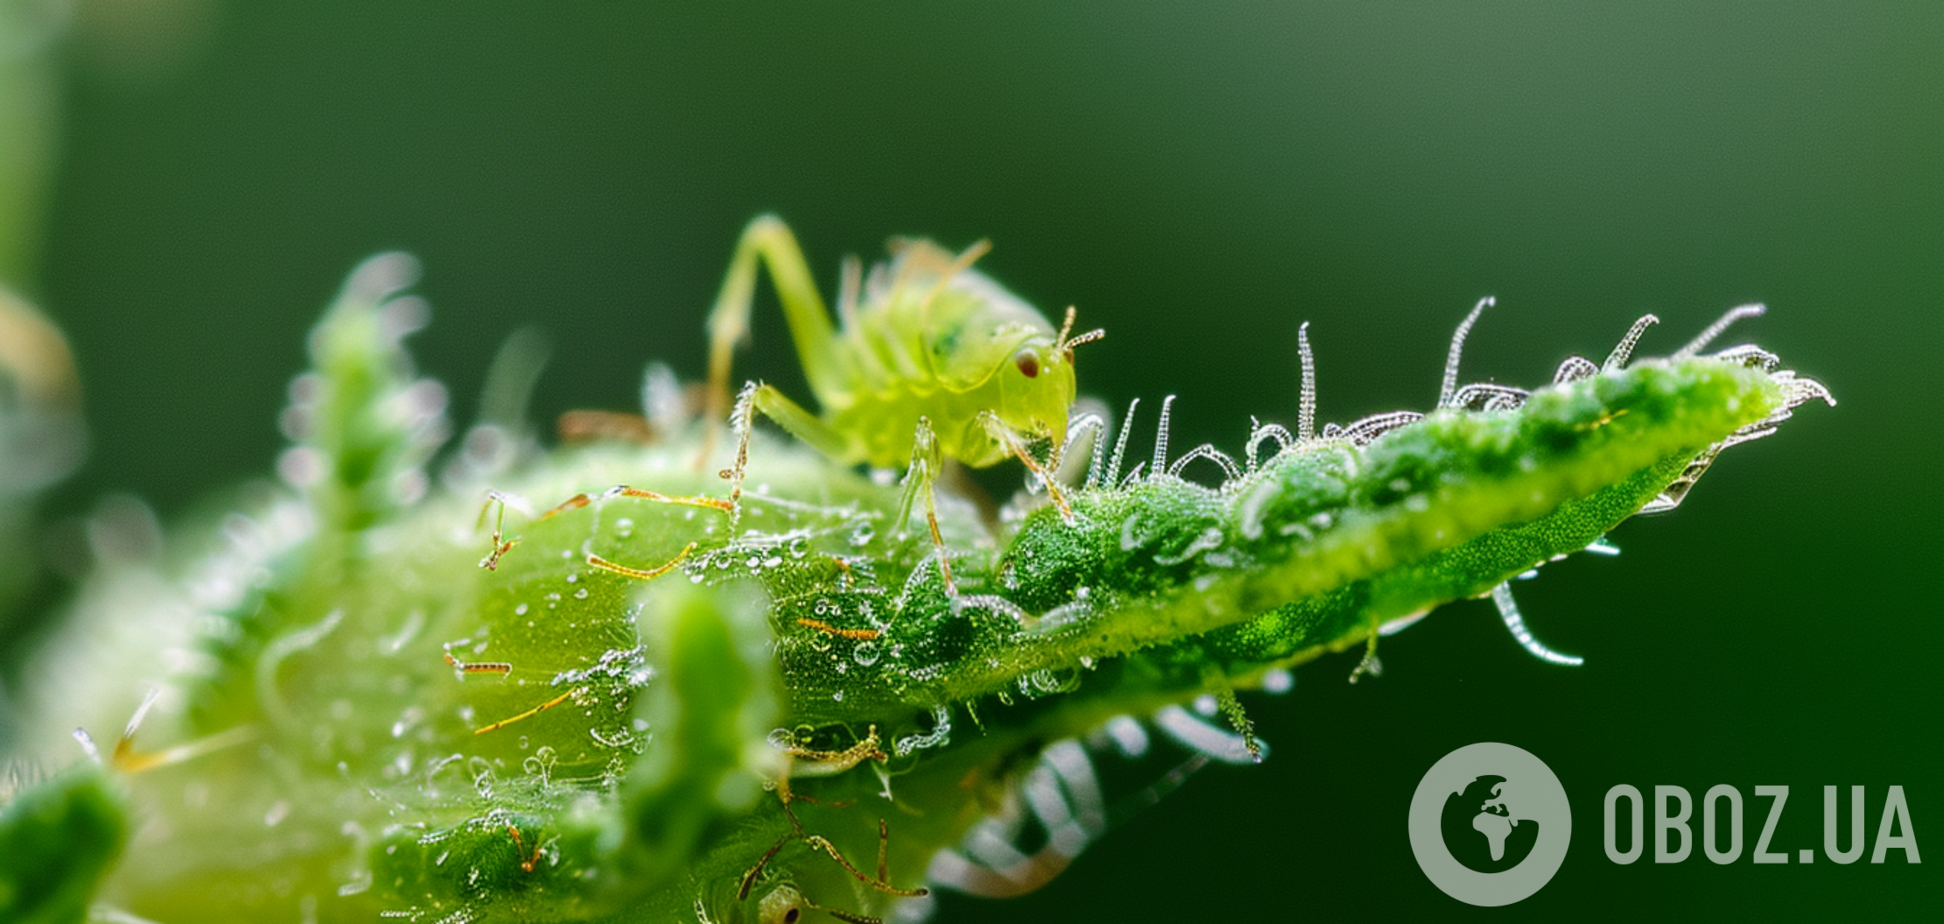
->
1014 349 1041 379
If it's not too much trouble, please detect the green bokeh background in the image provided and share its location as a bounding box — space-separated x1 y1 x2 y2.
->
6 2 1938 920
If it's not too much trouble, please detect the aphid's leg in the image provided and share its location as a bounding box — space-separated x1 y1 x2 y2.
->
472 687 583 736
976 410 1074 522
722 380 852 522
700 216 841 467
895 416 956 594
1490 582 1584 666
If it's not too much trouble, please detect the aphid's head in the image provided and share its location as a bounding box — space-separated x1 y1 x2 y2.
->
990 305 1104 450
891 239 1104 461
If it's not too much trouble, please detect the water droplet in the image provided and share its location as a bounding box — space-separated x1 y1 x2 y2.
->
615 517 635 537
514 603 528 616
574 588 589 599
566 573 579 583
832 690 845 702
852 642 881 667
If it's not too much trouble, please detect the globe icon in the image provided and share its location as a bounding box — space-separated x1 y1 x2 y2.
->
1439 774 1542 873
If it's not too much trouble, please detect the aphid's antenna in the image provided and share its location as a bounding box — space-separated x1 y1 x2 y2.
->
1151 395 1177 480
1674 303 1765 359
1105 398 1140 486
1054 305 1106 359
1439 296 1495 408
1490 582 1584 666
1297 321 1317 442
1602 314 1660 371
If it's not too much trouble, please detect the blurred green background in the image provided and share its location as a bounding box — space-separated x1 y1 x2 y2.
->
3 1 1937 920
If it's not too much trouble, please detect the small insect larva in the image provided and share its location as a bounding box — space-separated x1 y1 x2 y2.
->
441 651 512 676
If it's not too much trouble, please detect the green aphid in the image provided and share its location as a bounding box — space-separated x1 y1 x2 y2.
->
0 247 1829 924
703 216 1103 592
